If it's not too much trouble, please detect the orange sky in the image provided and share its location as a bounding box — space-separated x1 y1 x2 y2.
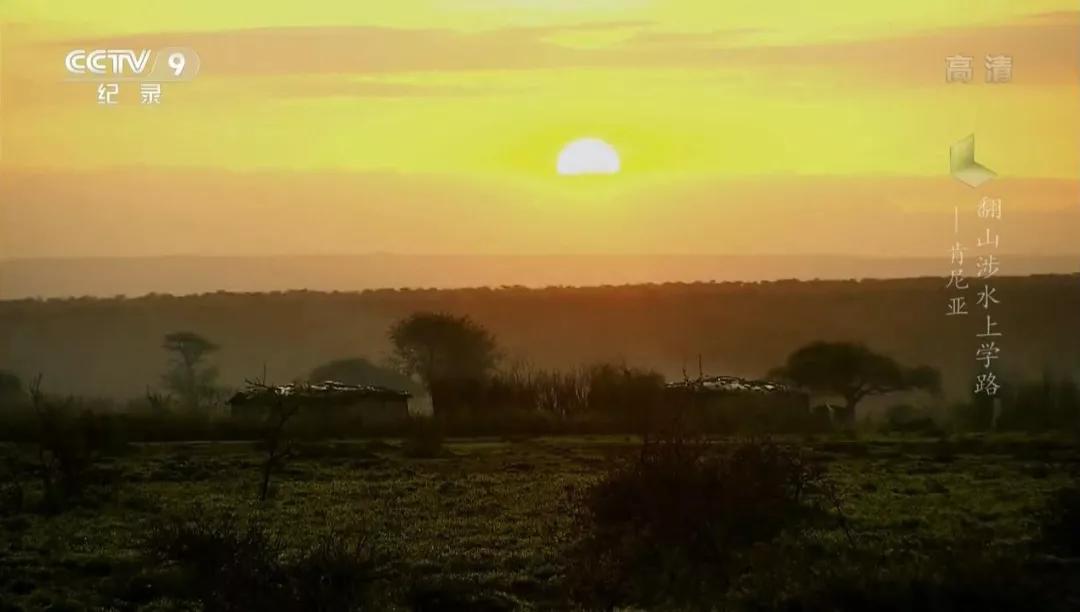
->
1 2 1077 259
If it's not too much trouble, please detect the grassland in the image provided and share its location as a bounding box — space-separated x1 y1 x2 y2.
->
1 434 1079 610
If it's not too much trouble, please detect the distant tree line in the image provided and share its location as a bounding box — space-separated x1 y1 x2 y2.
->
2 276 1076 400
0 304 1077 441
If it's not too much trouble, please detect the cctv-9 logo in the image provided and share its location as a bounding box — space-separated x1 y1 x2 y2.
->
155 47 201 79
64 47 201 81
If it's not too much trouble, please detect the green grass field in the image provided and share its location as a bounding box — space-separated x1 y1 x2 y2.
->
1 434 1078 610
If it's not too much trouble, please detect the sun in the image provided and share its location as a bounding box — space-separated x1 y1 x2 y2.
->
556 138 620 176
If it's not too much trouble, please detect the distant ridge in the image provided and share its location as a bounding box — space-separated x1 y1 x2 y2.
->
1 254 1077 299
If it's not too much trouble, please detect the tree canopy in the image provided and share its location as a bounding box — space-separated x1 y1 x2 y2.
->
771 341 940 422
162 332 219 367
161 331 221 411
389 313 498 387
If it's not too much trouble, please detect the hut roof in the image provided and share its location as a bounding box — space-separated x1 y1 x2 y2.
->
228 380 411 406
665 375 799 395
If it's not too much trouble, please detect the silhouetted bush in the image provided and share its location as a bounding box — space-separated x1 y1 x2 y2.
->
147 513 379 611
0 454 24 515
1042 483 1080 557
585 363 666 433
882 404 945 436
421 362 664 433
406 577 520 611
744 547 1076 612
286 531 380 611
0 370 26 408
148 514 282 609
27 383 130 510
568 435 830 607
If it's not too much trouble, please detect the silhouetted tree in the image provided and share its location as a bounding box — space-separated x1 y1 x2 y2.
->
389 313 498 417
161 331 221 412
249 381 301 502
771 341 940 425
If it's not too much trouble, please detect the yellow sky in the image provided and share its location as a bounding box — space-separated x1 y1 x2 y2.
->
0 1 1077 259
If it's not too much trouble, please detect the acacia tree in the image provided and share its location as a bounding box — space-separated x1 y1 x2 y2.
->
389 312 498 417
771 341 940 425
249 381 301 502
161 331 221 412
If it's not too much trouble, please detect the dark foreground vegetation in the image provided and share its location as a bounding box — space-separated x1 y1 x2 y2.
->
1 430 1079 610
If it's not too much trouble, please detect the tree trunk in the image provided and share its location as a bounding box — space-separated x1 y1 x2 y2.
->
836 394 859 427
259 455 273 501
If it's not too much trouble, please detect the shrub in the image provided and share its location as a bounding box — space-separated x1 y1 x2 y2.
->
567 435 830 607
284 531 379 611
742 546 1076 612
0 450 25 515
406 577 521 611
0 369 26 407
147 513 379 611
1042 483 1080 557
28 382 128 510
882 404 945 436
584 363 665 432
0 479 23 516
148 514 283 609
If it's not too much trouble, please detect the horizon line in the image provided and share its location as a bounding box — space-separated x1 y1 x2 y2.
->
5 252 1080 262
4 273 1080 303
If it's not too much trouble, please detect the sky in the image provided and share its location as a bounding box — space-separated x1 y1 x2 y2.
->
0 1 1077 260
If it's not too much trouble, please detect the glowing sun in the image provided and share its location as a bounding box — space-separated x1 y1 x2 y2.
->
556 138 620 176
